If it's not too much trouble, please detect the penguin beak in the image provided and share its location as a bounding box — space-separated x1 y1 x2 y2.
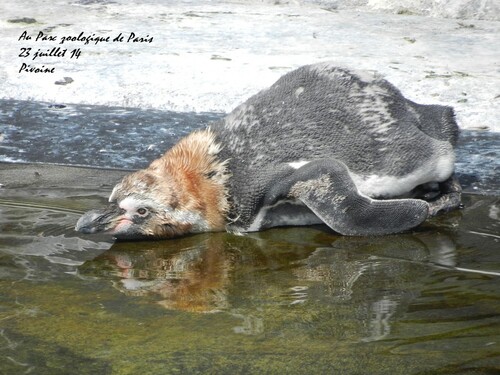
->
75 204 124 235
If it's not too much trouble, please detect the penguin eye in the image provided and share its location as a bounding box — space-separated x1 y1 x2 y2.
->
137 207 148 216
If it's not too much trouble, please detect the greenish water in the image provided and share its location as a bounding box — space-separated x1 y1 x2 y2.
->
0 166 499 374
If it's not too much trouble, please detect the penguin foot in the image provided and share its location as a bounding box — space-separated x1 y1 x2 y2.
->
428 174 462 217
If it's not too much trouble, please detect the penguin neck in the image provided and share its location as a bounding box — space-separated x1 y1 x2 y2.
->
150 128 230 232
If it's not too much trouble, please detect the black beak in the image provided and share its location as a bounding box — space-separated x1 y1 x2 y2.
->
75 204 122 234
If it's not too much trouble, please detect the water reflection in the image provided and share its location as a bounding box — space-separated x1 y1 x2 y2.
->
291 232 463 342
81 236 234 312
1 190 499 373
78 218 493 342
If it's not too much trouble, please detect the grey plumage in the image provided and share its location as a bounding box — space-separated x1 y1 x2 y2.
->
75 62 462 239
211 62 460 234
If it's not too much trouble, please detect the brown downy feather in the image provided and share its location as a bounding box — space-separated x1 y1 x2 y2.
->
111 129 230 233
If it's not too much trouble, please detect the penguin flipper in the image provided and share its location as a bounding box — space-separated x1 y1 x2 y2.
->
286 160 430 236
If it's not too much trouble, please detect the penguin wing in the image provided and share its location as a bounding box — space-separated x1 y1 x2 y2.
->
270 159 430 236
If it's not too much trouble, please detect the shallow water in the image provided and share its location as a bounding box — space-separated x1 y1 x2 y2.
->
0 164 499 374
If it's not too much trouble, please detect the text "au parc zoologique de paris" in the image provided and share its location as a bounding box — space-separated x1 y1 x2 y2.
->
17 31 153 74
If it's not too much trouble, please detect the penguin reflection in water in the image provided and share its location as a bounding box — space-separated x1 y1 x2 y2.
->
76 63 462 240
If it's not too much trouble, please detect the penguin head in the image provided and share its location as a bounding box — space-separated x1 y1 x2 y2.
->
76 129 229 240
75 169 210 240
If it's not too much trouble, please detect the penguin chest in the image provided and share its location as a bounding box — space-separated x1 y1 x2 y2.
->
246 199 323 232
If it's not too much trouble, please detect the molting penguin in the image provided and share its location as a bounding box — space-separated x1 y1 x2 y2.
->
76 62 462 239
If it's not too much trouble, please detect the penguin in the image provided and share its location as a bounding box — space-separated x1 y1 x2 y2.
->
76 62 461 240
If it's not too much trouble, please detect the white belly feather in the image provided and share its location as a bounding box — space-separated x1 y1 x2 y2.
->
352 143 455 198
247 199 322 232
287 140 455 199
